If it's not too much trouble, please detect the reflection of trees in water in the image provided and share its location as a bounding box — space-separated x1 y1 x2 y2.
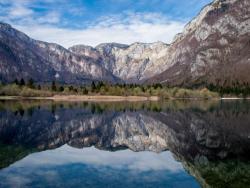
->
182 158 250 188
0 99 237 115
0 100 250 187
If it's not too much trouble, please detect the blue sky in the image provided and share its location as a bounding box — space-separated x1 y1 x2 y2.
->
0 0 212 47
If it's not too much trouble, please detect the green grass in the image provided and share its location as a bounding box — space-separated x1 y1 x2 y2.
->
0 83 219 99
0 84 53 97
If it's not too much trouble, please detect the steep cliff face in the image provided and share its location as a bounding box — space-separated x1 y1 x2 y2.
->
0 23 118 84
69 42 170 82
147 0 250 87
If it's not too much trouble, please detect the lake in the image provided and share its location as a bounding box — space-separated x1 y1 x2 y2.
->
0 99 250 188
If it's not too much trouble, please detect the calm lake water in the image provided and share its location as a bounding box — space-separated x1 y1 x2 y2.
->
0 99 250 188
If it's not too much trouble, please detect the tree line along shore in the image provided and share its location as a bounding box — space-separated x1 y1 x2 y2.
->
0 78 249 99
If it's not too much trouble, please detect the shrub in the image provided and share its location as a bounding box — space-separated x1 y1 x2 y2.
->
0 84 21 96
20 88 52 97
59 86 64 92
27 78 34 89
82 87 88 95
0 84 53 97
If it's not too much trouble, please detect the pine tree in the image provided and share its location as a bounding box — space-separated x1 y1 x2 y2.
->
91 81 96 92
51 81 57 91
14 78 19 85
20 78 25 86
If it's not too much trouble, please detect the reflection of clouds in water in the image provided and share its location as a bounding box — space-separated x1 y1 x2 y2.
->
13 145 183 172
40 170 59 183
0 145 189 188
1 169 61 188
3 175 31 188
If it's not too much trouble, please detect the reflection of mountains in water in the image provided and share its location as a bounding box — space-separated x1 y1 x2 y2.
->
0 100 250 187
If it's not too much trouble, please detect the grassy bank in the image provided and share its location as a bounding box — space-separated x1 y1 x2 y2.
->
0 83 219 99
0 84 53 97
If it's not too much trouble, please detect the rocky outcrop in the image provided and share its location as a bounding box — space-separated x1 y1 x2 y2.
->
0 23 118 84
147 0 250 87
69 42 170 82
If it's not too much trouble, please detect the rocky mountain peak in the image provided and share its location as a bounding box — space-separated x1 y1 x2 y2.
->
96 42 129 49
0 23 119 84
0 22 32 43
0 22 11 30
69 45 100 60
147 0 250 87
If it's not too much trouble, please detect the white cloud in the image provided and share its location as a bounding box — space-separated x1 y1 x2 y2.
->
2 0 34 18
9 5 33 17
36 12 61 24
11 145 184 172
13 12 186 48
0 1 186 48
0 0 61 25
0 145 186 188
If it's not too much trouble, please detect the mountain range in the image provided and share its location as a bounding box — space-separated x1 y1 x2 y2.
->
0 0 249 87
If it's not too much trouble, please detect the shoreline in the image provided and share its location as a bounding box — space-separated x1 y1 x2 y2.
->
220 97 250 100
0 95 159 102
0 95 249 101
